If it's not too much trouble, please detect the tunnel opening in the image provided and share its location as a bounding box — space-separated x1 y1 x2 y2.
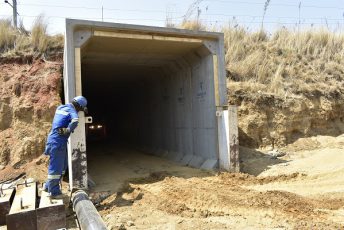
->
64 20 230 190
80 34 218 189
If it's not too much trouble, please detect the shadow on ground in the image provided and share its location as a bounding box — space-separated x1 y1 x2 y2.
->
239 146 288 176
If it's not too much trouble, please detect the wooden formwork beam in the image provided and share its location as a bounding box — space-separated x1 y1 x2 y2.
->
36 191 66 230
0 188 15 225
6 182 37 230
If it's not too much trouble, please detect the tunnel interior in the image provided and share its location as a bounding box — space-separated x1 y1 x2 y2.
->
80 34 218 170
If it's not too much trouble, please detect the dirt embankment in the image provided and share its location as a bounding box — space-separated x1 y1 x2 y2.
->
83 137 344 230
229 90 344 148
99 168 344 229
0 58 62 168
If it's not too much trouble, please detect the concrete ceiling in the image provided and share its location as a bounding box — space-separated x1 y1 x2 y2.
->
81 36 204 84
82 36 203 67
82 63 162 84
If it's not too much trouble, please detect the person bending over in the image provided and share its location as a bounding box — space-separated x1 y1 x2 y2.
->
43 96 87 197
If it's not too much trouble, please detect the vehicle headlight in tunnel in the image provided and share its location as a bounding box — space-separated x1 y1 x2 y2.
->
97 125 103 129
89 125 95 129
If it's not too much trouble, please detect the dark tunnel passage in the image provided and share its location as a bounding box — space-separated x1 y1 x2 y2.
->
81 35 214 151
79 34 219 180
81 63 170 192
82 65 161 147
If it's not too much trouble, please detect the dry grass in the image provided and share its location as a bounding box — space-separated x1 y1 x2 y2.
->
0 17 63 57
179 20 206 31
0 19 16 51
224 25 344 98
31 16 48 53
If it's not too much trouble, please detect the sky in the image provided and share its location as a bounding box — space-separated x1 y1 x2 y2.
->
0 0 344 34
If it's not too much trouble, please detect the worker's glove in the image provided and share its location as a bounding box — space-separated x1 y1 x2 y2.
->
58 128 70 136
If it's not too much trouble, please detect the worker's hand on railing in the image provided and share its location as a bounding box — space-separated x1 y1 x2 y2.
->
58 128 70 136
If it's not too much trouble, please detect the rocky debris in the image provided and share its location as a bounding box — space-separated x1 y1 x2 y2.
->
90 191 112 205
111 223 126 230
267 149 287 158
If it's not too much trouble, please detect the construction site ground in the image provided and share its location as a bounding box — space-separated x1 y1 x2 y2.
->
0 134 343 229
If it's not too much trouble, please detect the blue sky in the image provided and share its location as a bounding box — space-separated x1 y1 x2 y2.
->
0 0 344 34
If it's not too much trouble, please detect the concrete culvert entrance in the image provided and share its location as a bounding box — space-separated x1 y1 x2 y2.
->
82 37 203 146
64 19 234 190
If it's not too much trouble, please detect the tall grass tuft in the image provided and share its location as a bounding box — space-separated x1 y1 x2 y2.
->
0 19 16 52
261 0 271 30
31 16 48 52
180 20 206 31
0 17 63 57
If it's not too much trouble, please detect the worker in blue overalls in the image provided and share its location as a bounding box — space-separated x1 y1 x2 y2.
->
43 96 88 197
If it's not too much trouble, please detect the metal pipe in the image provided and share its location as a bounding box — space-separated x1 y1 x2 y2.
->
72 190 107 230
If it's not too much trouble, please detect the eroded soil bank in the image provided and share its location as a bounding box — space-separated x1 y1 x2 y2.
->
229 88 344 148
0 58 62 167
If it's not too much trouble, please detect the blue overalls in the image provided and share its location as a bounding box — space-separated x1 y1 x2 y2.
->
44 104 79 196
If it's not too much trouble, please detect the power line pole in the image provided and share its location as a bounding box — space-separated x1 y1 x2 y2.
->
4 0 18 28
298 1 301 33
13 0 17 28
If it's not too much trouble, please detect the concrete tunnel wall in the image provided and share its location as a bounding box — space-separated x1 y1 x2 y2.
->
136 53 217 163
64 19 230 190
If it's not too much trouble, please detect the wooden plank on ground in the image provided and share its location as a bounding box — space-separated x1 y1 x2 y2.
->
36 191 66 230
6 182 37 230
0 188 15 225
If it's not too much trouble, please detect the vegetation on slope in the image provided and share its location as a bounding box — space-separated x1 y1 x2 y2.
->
224 25 344 98
179 21 344 99
0 17 63 58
